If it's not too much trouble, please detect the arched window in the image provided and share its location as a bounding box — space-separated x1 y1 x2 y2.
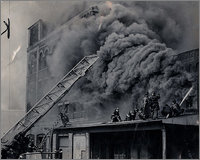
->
39 51 47 70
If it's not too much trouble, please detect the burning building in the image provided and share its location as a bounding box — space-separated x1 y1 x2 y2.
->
1 1 199 159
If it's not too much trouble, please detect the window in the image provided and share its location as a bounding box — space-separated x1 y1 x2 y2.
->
39 50 47 70
68 103 85 119
28 52 37 74
28 20 44 47
29 24 39 46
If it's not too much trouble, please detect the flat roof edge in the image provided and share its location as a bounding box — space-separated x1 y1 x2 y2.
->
54 114 199 131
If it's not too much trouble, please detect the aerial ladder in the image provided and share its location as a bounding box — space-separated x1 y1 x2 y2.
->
1 54 98 149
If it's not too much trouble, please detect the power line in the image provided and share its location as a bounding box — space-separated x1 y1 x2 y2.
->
8 0 11 110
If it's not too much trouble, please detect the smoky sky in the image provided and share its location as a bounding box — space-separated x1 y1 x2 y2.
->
1 1 93 110
1 1 199 112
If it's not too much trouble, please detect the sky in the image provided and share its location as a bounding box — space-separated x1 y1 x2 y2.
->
1 0 199 112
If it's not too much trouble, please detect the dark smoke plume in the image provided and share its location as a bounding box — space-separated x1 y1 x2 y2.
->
46 1 197 120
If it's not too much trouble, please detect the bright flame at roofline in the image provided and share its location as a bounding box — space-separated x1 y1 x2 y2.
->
98 16 104 31
98 1 113 31
106 1 113 9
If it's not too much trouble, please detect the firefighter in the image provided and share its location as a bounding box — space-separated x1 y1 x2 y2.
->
125 110 136 121
14 132 24 143
185 96 193 108
150 92 160 119
111 108 122 122
143 92 151 119
125 112 130 121
54 149 63 159
27 139 36 152
161 104 173 118
171 99 184 116
8 132 30 158
138 107 146 120
22 136 30 154
59 112 69 127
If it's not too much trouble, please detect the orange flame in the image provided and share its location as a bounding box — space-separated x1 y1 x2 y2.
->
106 1 112 9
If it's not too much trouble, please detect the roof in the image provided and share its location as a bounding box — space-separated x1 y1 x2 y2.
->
54 114 198 133
175 48 199 57
28 19 43 30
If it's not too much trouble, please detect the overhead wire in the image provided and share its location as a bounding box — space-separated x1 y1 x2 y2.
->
8 0 11 110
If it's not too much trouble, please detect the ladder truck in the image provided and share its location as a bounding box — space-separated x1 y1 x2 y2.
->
1 55 98 158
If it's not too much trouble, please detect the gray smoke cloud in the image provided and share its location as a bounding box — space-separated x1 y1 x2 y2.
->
45 1 198 120
2 1 197 118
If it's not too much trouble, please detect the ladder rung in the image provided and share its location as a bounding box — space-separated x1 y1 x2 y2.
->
62 75 78 82
32 108 40 114
18 122 26 127
36 102 52 108
57 83 65 88
71 70 78 76
48 90 61 97
45 95 53 101
80 58 90 64
60 79 74 86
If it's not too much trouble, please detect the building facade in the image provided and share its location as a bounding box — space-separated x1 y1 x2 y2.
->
26 6 100 112
26 19 57 111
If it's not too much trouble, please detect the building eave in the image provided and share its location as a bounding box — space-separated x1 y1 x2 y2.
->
162 114 198 126
53 114 198 134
